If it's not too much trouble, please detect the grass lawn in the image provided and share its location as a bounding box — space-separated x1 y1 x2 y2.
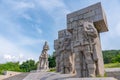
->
104 62 120 68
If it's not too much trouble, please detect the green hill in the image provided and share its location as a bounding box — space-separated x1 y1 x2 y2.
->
103 50 120 64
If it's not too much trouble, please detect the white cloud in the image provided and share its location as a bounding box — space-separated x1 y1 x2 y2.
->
4 54 13 60
36 27 42 34
14 1 35 10
0 0 45 63
19 54 24 59
36 0 71 38
0 36 17 54
37 0 70 22
0 0 37 21
4 54 26 60
38 0 70 16
37 0 67 12
3 54 35 64
16 35 45 46
3 0 35 10
0 35 39 63
22 14 32 21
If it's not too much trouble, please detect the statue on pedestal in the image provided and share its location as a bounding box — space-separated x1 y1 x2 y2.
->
37 41 49 71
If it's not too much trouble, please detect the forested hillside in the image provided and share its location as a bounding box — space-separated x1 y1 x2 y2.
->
103 50 120 64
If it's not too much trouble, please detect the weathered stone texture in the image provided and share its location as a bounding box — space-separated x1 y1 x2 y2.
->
105 68 120 80
54 29 75 74
54 39 61 72
67 2 108 33
68 20 104 77
23 71 118 80
37 41 49 71
54 2 108 78
66 77 117 80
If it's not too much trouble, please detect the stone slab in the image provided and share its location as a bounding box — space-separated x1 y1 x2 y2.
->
23 71 75 80
67 2 108 33
105 68 120 80
23 71 117 80
66 77 117 80
105 68 120 72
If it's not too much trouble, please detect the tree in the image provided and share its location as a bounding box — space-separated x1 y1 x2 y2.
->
103 50 120 64
111 53 120 63
48 52 56 68
20 59 37 72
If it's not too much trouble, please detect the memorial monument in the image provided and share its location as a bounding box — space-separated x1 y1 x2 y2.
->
54 2 108 78
37 41 49 71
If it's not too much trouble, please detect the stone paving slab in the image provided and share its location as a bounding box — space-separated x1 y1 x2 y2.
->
105 68 120 72
105 68 120 80
23 71 117 80
23 71 75 80
23 72 47 80
66 77 117 80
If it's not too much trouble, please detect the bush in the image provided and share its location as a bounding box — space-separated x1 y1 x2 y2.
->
0 62 21 74
20 59 37 72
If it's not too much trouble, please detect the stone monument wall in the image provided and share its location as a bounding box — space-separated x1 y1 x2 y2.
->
54 2 108 78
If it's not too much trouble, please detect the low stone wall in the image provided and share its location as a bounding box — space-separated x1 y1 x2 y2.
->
105 68 120 80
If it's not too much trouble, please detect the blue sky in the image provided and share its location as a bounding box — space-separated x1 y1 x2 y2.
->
0 0 120 63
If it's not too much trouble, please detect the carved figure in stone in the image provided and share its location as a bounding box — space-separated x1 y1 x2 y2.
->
70 21 98 77
58 30 75 74
62 36 75 74
54 39 61 72
37 41 49 70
